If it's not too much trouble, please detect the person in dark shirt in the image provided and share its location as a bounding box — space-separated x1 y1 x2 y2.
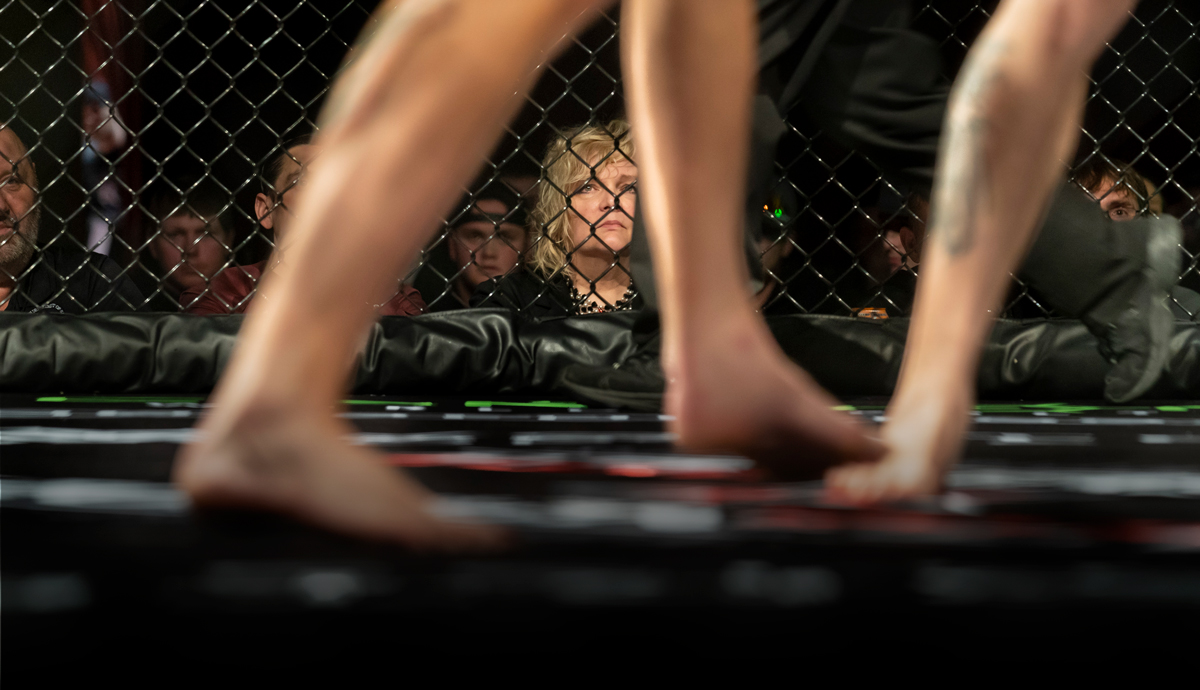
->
474 120 644 318
1 127 142 314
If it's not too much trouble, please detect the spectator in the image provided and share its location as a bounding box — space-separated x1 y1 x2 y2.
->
863 192 928 282
81 80 129 256
443 187 528 308
0 126 142 313
184 138 425 316
1075 157 1152 221
474 120 643 317
753 190 799 313
1076 158 1199 320
810 192 927 319
137 179 234 311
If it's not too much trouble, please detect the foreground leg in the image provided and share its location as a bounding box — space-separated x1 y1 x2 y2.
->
622 0 883 472
827 0 1138 503
175 0 605 546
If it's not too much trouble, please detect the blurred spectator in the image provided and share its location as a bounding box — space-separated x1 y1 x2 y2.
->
475 120 642 317
1074 157 1151 222
444 185 528 308
1076 158 1200 320
136 179 234 311
183 138 425 316
753 189 798 312
81 80 129 256
0 126 141 313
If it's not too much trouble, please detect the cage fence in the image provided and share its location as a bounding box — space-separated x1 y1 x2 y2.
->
1 0 1197 321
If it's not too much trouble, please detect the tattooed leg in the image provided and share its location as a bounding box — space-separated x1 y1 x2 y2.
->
827 0 1137 503
175 0 605 546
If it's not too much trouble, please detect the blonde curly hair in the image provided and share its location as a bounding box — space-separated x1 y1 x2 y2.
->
526 119 635 278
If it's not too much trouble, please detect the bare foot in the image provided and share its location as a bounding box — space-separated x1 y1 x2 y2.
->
664 314 884 475
174 403 508 551
824 383 974 504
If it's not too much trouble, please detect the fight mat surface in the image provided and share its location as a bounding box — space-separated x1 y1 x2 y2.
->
4 394 1200 669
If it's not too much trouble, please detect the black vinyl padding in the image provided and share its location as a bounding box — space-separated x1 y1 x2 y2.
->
2 310 1198 401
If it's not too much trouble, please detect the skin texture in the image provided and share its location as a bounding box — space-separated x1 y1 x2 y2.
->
447 197 526 305
148 214 232 297
564 157 637 308
175 0 607 548
621 0 883 470
0 128 40 310
826 0 1138 504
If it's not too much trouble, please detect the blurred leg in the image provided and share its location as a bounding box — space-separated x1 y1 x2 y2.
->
827 0 1137 503
622 0 883 470
174 0 606 547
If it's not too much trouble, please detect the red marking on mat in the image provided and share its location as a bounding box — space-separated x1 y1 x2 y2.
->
387 454 577 473
386 453 757 479
606 465 659 477
1104 520 1200 548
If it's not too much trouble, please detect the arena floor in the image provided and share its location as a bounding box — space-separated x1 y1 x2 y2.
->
5 393 1200 669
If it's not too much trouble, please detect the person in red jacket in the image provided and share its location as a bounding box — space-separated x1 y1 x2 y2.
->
183 139 425 316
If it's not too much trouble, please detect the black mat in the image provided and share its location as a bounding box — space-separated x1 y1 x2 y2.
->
4 394 1200 670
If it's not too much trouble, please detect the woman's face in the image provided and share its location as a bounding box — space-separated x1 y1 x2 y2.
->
566 158 637 263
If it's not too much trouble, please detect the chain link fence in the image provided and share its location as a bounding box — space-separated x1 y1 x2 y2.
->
2 0 1197 321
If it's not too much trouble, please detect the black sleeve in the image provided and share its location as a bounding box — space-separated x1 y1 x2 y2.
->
794 4 947 189
470 277 516 309
87 253 145 312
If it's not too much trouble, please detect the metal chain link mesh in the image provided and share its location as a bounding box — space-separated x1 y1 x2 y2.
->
2 0 1196 322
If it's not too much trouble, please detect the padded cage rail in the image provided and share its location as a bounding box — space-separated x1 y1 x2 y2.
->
2 312 1198 403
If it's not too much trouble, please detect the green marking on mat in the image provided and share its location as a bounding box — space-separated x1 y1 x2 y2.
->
36 395 205 404
342 400 434 407
1156 405 1200 413
974 404 1034 414
832 405 856 411
465 400 587 409
974 402 1167 415
1020 402 1106 414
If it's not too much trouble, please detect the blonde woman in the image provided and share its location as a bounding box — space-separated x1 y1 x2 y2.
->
473 120 643 318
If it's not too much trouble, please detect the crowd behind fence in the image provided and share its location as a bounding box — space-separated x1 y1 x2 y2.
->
1 0 1197 322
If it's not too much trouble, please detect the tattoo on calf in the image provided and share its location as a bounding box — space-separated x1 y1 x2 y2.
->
930 37 1010 257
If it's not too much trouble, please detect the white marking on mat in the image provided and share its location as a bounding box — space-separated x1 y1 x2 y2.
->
511 431 677 446
0 426 474 447
1140 434 1200 445
947 466 1200 497
0 426 196 444
0 478 187 515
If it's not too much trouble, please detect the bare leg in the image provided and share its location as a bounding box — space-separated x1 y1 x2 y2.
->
175 0 606 547
622 0 883 471
827 0 1137 503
